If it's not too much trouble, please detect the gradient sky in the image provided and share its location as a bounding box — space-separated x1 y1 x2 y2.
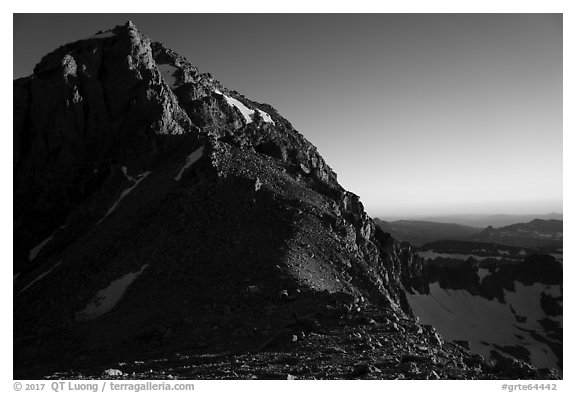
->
13 14 563 218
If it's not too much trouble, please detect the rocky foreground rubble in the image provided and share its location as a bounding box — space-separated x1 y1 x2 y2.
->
44 303 558 380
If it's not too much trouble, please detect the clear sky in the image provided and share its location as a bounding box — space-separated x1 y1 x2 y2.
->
13 14 563 218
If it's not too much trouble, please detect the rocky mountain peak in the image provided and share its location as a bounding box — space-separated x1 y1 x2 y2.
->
15 19 398 323
125 19 138 30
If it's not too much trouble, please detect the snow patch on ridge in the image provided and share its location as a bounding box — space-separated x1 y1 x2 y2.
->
221 94 254 124
29 234 55 261
175 146 204 181
256 109 275 125
18 261 63 294
29 225 68 261
122 166 137 182
97 169 150 224
77 264 149 320
213 90 274 125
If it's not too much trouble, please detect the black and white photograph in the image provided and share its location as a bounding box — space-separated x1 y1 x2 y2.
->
9 7 568 386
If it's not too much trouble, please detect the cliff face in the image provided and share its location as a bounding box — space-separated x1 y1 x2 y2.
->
13 22 553 380
14 22 193 270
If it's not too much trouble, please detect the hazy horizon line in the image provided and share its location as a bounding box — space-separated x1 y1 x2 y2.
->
373 211 563 219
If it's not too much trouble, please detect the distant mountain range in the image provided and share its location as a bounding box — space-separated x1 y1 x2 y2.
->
373 219 481 246
375 218 562 250
470 219 562 249
379 213 562 229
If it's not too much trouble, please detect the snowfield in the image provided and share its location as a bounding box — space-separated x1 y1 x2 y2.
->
406 281 562 369
77 264 149 320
